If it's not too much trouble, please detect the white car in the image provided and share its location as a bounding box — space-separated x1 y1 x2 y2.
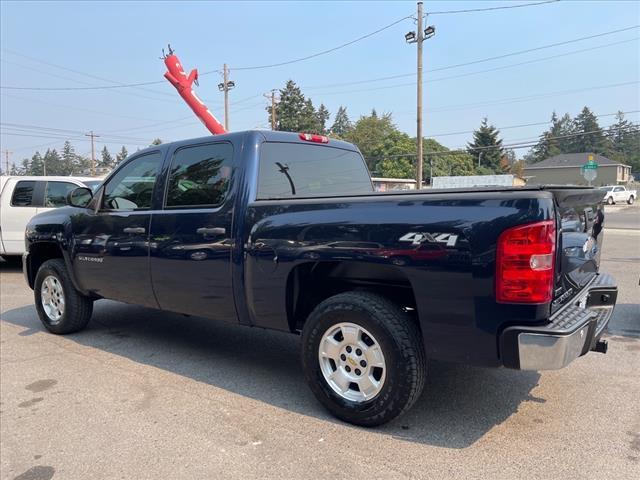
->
0 176 102 261
598 185 637 205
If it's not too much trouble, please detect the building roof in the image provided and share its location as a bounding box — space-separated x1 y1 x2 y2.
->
524 153 628 170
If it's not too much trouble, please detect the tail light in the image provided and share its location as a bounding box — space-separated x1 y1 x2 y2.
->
496 220 556 304
299 133 329 143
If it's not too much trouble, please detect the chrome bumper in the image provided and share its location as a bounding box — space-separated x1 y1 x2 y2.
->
501 273 617 371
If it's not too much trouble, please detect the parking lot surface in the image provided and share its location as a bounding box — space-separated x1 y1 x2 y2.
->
1 206 639 480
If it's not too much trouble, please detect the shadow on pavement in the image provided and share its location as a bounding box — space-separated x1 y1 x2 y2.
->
1 299 542 449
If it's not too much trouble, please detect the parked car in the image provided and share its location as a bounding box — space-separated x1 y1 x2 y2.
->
598 185 636 204
0 176 102 261
23 131 617 426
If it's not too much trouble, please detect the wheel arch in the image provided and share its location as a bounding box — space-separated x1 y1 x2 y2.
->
285 260 419 333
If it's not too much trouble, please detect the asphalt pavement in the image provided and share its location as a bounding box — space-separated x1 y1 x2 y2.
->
1 206 638 480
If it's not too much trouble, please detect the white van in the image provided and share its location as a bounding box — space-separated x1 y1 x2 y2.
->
0 176 102 261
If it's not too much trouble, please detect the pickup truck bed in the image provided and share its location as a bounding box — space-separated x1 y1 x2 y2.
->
22 130 617 426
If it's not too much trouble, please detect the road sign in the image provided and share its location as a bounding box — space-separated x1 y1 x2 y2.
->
581 154 598 184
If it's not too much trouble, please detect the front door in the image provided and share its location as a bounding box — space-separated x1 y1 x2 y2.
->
149 141 237 321
72 151 163 307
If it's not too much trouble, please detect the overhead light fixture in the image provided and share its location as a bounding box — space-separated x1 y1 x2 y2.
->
404 31 416 43
424 25 436 39
218 83 225 91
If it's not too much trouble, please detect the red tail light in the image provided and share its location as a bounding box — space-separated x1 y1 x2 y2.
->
299 133 329 143
496 220 556 304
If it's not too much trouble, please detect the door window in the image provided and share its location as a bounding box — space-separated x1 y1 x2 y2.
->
102 152 161 210
165 143 233 208
44 181 77 207
10 181 36 206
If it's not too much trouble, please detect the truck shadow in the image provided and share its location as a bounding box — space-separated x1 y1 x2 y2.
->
1 300 546 449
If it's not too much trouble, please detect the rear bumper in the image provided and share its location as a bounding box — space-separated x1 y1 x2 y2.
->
500 273 617 370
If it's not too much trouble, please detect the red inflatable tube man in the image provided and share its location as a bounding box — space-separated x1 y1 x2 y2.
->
162 46 226 135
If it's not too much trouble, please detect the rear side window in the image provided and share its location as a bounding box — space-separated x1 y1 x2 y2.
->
257 143 373 199
165 143 233 208
44 181 77 207
11 181 36 206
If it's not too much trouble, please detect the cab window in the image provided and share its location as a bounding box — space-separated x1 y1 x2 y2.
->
165 143 233 208
102 152 161 210
44 181 77 207
11 181 37 206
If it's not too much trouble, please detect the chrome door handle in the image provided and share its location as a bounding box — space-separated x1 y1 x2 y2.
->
123 227 146 234
197 227 226 236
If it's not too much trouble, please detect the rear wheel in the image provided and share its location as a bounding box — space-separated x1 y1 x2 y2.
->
301 291 426 427
34 259 93 334
607 196 614 205
628 196 635 205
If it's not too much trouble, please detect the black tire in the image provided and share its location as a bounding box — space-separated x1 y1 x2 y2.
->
607 196 614 205
301 291 426 427
34 259 93 334
628 196 635 205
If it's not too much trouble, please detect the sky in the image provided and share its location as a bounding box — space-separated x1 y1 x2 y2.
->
1 0 639 168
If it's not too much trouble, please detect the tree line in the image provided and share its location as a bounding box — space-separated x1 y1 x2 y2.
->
268 80 639 180
3 139 164 177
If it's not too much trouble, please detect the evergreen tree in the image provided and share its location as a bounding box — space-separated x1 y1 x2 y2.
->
316 104 330 134
300 98 320 133
572 106 609 154
330 106 352 137
116 146 129 164
43 148 62 175
60 141 77 175
608 111 640 173
270 80 306 132
467 118 504 172
30 151 45 175
100 146 114 169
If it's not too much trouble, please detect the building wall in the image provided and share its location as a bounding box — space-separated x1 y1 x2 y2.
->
525 165 620 186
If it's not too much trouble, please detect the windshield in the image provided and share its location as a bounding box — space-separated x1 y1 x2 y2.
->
598 186 613 191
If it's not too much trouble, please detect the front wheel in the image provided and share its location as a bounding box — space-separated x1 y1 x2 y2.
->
628 196 635 205
301 291 426 427
34 259 93 334
607 196 614 205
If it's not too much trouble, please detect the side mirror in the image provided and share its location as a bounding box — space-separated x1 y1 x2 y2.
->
66 187 93 208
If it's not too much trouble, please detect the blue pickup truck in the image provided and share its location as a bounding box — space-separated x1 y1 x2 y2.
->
23 130 617 426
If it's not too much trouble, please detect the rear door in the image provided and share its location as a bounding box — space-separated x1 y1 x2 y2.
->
0 179 44 254
149 141 237 320
72 152 162 306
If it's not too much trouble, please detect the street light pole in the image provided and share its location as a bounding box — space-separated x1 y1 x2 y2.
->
416 1 424 189
405 3 435 188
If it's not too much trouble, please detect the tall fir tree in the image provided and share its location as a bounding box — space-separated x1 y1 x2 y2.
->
300 98 319 133
60 141 77 175
100 146 114 169
269 80 306 132
115 146 129 164
43 148 62 175
30 151 45 175
330 106 352 137
608 111 640 173
467 118 504 172
316 104 330 134
572 106 609 154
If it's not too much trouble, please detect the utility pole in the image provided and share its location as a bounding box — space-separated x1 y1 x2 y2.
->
4 150 12 175
85 131 100 176
405 3 435 188
264 89 279 130
416 1 424 189
218 64 235 130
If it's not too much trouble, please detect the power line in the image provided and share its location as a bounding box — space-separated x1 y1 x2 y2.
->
206 15 412 73
428 0 559 15
304 25 639 91
427 110 640 138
